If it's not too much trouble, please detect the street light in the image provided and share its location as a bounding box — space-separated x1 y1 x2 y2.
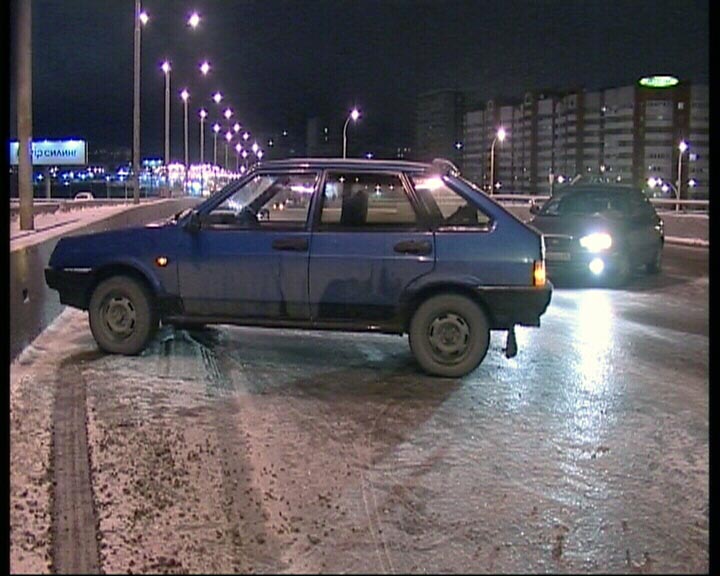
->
225 130 233 169
212 92 223 104
198 109 207 164
199 61 211 75
132 1 149 204
224 108 233 121
233 122 241 133
235 143 242 171
187 11 201 29
343 108 361 158
212 123 221 166
677 140 688 212
180 89 190 189
489 127 506 195
161 61 171 179
242 131 250 142
198 109 207 194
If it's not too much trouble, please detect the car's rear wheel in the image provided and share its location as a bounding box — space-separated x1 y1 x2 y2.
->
89 276 158 355
409 294 490 378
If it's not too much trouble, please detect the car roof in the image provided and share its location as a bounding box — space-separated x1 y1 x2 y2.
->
250 157 447 174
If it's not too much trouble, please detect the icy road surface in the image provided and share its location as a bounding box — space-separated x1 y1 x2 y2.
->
10 247 708 573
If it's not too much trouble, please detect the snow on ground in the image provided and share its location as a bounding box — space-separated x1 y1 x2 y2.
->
10 201 165 252
10 308 92 574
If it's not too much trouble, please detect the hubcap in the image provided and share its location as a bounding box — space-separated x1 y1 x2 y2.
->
428 313 470 363
102 295 136 337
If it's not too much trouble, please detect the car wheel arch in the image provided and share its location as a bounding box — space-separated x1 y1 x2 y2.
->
86 263 159 308
401 283 494 332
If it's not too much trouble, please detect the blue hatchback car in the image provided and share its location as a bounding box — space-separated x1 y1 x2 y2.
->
46 158 552 377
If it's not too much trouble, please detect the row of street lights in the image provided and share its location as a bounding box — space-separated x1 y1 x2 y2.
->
135 6 270 198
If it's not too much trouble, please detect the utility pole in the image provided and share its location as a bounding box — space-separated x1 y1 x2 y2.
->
17 0 34 230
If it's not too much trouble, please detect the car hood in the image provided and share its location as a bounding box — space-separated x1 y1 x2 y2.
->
527 213 624 238
48 225 171 269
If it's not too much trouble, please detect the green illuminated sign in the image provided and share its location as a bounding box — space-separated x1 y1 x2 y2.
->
639 75 679 88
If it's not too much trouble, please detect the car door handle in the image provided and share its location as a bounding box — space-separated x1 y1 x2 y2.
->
393 240 432 255
272 237 309 252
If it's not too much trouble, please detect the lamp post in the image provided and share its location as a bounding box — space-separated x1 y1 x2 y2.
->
343 108 361 159
160 61 171 194
181 89 190 193
235 143 242 172
489 127 506 195
225 131 233 169
199 109 207 194
677 140 688 212
132 2 149 205
198 109 207 165
212 123 221 166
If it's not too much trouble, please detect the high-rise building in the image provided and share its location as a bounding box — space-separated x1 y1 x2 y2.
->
415 90 465 166
459 79 708 197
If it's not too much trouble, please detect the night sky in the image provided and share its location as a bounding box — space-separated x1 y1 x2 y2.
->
9 0 709 160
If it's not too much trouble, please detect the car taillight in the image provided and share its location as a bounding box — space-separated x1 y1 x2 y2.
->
533 260 546 287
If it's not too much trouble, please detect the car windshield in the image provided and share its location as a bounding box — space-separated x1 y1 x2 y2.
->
539 190 629 216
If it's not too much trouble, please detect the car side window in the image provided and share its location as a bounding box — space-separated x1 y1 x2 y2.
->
205 172 317 230
411 174 492 229
319 172 420 230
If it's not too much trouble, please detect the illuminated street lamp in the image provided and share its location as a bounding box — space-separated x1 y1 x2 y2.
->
242 131 250 142
187 11 201 29
199 60 211 75
235 143 243 171
132 1 150 204
198 109 208 165
224 108 233 121
343 108 361 158
251 142 259 154
161 61 171 172
225 130 233 169
677 140 688 211
212 92 223 104
180 89 190 191
257 150 264 161
180 89 190 177
489 127 506 195
212 123 221 165
233 122 241 133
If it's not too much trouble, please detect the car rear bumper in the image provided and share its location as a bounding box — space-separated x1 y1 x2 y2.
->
476 284 553 329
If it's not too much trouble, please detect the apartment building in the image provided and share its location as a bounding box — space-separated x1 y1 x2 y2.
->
457 79 708 197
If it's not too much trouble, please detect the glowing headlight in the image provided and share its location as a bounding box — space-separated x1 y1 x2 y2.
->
579 232 612 252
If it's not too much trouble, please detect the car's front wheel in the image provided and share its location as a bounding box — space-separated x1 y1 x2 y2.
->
644 246 662 274
89 276 158 355
409 294 490 378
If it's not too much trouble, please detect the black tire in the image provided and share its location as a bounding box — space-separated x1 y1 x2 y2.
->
409 294 490 378
645 246 662 274
88 276 158 355
606 255 631 288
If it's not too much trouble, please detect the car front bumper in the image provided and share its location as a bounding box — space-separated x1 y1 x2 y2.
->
45 267 94 309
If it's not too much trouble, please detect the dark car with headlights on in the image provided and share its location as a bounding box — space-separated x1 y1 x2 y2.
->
528 185 664 286
45 158 553 378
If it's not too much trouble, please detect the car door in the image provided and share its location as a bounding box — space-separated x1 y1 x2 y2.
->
177 171 318 319
308 170 435 322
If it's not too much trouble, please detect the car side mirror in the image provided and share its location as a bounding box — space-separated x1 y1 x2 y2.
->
529 203 541 215
185 210 201 233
